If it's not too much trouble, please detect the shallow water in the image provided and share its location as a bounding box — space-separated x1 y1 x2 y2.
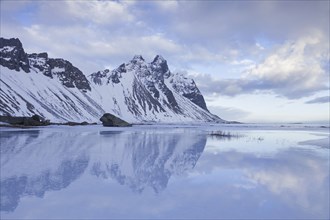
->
0 125 329 219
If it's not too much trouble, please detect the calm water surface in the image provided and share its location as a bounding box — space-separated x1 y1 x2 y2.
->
0 125 329 219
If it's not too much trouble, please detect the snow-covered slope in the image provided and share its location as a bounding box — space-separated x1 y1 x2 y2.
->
0 37 224 123
88 55 223 123
0 38 104 122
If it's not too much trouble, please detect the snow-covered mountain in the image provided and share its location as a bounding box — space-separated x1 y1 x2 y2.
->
0 37 224 123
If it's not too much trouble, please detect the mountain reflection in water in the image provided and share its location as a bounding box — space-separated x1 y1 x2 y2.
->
0 127 328 219
0 129 206 212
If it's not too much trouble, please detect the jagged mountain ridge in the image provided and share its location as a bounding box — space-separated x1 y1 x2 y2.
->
0 37 224 123
0 38 104 122
88 55 220 122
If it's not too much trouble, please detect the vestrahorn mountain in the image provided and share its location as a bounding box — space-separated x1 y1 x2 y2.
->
0 37 224 123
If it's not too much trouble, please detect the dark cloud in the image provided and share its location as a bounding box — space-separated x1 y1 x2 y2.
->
194 74 329 100
167 1 330 52
305 96 330 104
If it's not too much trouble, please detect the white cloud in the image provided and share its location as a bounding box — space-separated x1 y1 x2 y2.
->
86 34 182 58
192 32 329 99
13 20 183 74
247 32 329 97
255 43 264 50
230 59 255 66
154 1 179 11
65 1 135 25
249 32 326 78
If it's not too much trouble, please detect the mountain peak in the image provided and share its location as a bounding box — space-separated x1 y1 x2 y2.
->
0 37 23 48
0 37 30 73
131 55 145 62
150 55 170 78
152 55 166 63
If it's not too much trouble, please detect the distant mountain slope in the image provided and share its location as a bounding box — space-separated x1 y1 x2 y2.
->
0 37 224 123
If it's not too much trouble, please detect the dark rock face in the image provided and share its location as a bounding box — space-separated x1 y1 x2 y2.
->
28 53 52 77
170 75 209 112
183 92 208 111
0 37 91 91
109 63 126 84
150 55 170 79
90 69 108 85
27 54 91 91
0 38 30 73
100 113 131 127
0 114 50 126
47 58 91 91
90 64 124 86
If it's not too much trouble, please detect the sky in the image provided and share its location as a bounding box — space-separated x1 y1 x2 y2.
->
1 0 329 123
